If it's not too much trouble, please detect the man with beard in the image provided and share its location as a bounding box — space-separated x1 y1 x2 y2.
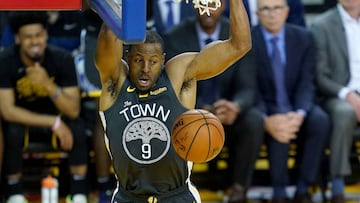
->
0 12 88 203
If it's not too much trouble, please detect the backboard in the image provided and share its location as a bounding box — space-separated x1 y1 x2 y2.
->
88 0 146 44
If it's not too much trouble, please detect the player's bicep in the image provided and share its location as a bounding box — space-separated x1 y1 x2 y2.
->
166 53 197 90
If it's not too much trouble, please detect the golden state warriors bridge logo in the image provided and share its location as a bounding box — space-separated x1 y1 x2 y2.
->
123 117 170 164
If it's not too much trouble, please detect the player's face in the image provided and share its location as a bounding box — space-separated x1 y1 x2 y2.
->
127 43 165 92
257 0 289 34
16 24 48 62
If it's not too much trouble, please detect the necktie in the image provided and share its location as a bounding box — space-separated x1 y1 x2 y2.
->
165 0 174 30
198 38 218 106
270 37 291 113
204 38 213 45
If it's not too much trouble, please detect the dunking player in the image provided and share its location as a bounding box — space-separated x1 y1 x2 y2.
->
94 0 251 202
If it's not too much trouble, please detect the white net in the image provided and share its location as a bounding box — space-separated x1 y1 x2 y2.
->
175 0 222 16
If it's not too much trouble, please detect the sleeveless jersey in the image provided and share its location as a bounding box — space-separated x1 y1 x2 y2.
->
100 70 191 195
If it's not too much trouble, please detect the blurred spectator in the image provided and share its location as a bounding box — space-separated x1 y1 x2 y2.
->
0 118 3 181
310 1 360 203
163 0 264 202
149 0 196 35
223 0 306 27
75 4 114 202
0 11 82 53
0 12 11 51
252 0 330 202
0 12 88 203
46 11 82 52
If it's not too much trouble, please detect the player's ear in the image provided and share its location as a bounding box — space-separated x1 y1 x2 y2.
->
125 49 130 62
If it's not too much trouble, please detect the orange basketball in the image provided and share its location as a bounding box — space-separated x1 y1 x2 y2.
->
171 109 225 163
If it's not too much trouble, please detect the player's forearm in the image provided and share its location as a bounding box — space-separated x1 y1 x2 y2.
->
229 0 251 51
95 23 124 83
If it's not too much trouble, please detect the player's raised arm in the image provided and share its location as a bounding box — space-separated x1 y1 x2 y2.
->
186 0 251 80
95 23 125 85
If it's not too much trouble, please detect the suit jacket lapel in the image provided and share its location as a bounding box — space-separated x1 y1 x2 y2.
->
187 18 201 51
284 25 293 88
253 26 274 87
331 9 348 61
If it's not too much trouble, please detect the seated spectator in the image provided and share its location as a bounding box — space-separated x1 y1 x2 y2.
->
223 0 306 27
163 0 264 202
46 11 82 52
0 117 3 182
0 11 82 53
251 0 330 202
310 1 360 202
75 4 114 202
149 0 196 35
0 12 88 203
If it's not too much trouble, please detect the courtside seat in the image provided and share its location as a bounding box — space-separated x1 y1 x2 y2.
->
22 128 70 196
349 125 360 180
21 91 100 196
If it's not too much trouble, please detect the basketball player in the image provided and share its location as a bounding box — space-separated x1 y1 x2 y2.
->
94 0 251 202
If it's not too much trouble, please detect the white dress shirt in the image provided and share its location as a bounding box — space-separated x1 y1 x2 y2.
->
158 0 181 26
337 4 360 99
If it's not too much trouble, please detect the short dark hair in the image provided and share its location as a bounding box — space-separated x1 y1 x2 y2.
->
9 11 48 34
127 30 164 53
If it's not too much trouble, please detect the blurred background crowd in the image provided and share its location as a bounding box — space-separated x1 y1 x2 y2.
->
0 0 359 203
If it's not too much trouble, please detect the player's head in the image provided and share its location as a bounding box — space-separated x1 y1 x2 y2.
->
126 30 165 93
196 0 225 34
257 0 289 34
9 11 49 62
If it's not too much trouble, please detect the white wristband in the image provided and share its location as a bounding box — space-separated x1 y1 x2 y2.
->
52 116 61 131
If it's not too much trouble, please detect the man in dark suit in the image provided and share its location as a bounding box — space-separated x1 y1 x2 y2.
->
150 0 196 35
224 0 306 27
310 1 360 202
252 0 330 202
163 1 264 202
